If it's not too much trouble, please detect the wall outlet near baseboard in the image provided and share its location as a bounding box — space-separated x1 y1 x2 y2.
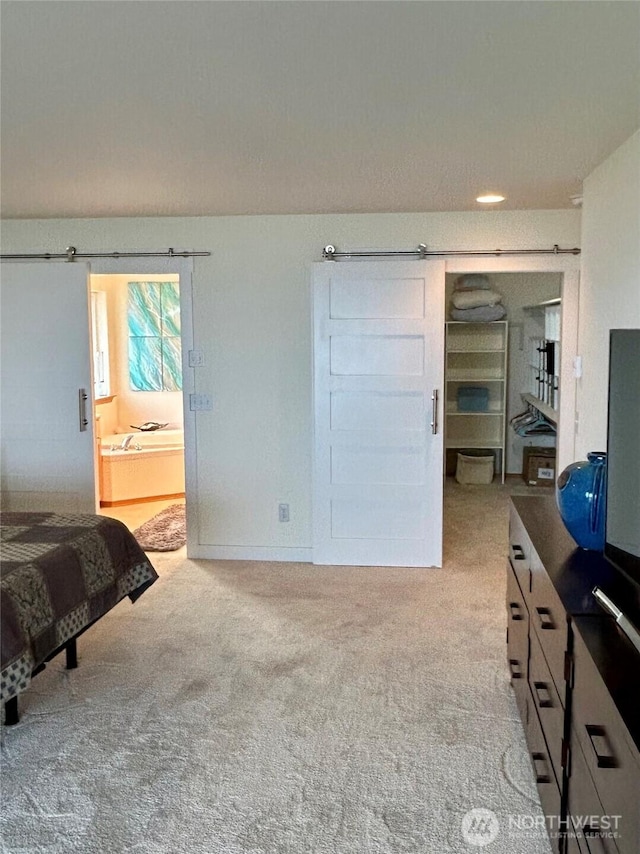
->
278 503 290 523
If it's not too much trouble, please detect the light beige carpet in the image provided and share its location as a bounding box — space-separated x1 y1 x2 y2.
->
0 482 552 853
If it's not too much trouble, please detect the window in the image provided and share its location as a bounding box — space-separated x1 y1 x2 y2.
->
128 281 182 391
91 290 111 399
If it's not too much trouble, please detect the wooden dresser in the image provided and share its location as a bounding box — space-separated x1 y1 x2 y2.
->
507 496 640 854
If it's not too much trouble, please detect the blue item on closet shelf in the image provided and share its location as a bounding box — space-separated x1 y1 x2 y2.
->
457 386 489 412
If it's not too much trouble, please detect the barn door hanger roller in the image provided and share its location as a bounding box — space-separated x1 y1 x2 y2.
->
322 244 428 261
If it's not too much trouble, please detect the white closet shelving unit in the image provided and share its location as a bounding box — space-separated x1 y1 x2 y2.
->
445 321 509 482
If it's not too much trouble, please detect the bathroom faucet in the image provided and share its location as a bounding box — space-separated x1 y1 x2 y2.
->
120 433 136 450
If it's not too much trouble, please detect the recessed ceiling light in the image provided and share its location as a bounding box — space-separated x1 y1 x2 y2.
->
476 194 506 204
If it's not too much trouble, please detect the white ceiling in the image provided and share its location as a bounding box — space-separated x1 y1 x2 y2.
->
1 1 639 219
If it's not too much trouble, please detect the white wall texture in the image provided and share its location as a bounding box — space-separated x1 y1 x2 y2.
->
1 211 580 553
577 131 640 459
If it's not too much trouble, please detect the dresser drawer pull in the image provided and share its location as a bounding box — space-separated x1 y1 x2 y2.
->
536 607 556 630
533 681 554 709
508 658 522 679
585 724 618 769
509 601 524 621
532 751 552 784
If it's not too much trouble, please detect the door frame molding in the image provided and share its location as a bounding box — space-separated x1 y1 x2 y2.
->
442 255 580 474
90 254 197 554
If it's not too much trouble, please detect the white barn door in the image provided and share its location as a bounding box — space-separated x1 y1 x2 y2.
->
313 260 445 567
0 262 96 513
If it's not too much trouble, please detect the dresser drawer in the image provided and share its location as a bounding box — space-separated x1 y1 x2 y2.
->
525 691 563 854
509 506 532 595
571 624 640 854
529 626 565 787
507 560 530 724
567 729 620 854
530 549 569 698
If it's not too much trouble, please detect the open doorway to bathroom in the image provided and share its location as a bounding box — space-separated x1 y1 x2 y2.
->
89 273 186 533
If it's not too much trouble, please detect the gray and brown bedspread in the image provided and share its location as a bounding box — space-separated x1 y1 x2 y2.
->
1 511 158 705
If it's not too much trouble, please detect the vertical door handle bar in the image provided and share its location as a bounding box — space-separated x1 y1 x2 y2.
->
431 389 439 435
78 388 89 432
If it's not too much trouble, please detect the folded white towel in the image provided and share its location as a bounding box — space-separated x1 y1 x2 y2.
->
451 288 502 310
450 304 507 322
454 274 491 291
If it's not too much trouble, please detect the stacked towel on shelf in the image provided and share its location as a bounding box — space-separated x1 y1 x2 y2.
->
450 274 506 322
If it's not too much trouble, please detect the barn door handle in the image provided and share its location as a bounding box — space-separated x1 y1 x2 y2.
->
78 388 89 432
430 389 439 435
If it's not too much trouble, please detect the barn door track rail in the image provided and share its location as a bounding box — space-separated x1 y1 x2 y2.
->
0 247 211 261
322 244 580 260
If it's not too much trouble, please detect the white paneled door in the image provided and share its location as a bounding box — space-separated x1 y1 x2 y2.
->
313 260 445 567
0 262 96 513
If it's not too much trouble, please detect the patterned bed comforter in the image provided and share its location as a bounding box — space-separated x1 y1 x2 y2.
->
0 511 159 704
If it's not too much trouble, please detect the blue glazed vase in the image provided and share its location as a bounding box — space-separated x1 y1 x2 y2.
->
555 452 607 551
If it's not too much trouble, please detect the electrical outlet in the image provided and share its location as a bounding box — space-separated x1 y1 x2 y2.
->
278 503 290 523
188 349 205 367
189 393 213 411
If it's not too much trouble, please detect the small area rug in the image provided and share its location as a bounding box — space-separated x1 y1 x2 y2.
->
133 503 186 551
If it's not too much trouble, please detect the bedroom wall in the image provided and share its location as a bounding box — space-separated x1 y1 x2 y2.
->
1 210 580 557
576 130 640 459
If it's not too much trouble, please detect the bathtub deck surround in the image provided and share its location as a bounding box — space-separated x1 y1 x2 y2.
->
99 429 185 506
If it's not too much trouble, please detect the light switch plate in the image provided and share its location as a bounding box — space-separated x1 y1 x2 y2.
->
189 393 213 411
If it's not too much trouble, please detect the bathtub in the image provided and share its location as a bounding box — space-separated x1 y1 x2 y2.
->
99 429 185 505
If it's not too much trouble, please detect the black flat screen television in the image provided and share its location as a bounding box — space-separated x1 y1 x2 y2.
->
604 329 640 586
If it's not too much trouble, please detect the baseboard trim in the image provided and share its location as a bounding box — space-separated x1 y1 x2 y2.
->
187 544 313 562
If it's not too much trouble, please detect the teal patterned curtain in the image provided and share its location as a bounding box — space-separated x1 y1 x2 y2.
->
128 282 182 391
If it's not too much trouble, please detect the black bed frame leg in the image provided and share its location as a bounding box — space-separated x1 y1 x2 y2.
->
66 637 78 669
3 638 78 726
4 696 19 726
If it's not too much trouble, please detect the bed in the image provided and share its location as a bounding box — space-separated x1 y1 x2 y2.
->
1 510 159 723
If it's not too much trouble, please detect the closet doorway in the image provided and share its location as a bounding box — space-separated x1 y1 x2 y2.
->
443 256 580 484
